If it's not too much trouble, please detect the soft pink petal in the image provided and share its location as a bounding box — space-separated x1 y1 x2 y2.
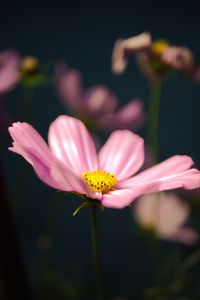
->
48 115 98 174
112 32 152 74
8 122 92 196
83 85 118 115
97 99 145 130
102 188 140 209
129 155 194 182
133 193 189 235
98 130 144 180
119 169 200 196
54 62 83 111
170 227 199 246
111 39 128 75
0 50 20 93
161 46 194 71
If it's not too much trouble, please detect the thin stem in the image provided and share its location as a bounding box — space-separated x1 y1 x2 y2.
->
147 80 162 163
91 206 106 300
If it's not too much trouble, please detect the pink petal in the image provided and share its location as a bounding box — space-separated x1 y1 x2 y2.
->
8 122 92 196
130 155 194 182
161 46 194 71
0 50 20 93
54 62 83 111
83 85 118 115
120 168 200 196
98 130 144 181
102 188 141 209
97 99 145 130
170 227 199 246
112 32 152 74
48 115 98 174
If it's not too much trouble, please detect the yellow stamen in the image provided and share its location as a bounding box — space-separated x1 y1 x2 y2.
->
151 39 169 55
82 169 117 194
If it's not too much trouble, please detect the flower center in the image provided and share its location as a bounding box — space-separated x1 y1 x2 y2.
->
82 170 117 193
151 39 169 55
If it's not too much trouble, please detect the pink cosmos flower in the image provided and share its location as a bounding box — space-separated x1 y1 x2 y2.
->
112 32 200 82
55 63 145 131
133 192 199 245
0 50 20 94
8 115 200 209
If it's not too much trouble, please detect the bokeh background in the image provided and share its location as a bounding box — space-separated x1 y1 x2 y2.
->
1 1 200 299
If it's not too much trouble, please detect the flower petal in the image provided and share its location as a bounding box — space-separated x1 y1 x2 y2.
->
161 46 194 71
130 155 194 182
102 188 140 209
48 115 98 174
170 227 199 246
97 99 145 130
83 85 117 115
98 130 144 180
8 122 93 196
120 168 200 196
55 63 83 111
0 50 20 93
112 32 152 74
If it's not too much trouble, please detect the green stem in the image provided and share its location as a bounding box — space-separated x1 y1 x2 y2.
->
91 206 106 300
147 80 162 163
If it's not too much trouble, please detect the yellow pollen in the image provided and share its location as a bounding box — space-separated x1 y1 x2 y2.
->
151 39 170 55
82 169 117 194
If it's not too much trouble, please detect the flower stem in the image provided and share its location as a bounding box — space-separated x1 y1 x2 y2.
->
91 205 106 300
147 80 162 162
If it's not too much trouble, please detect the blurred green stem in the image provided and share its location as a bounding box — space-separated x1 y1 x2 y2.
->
147 80 162 162
91 206 106 300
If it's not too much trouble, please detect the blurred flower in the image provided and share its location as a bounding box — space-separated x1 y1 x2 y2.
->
112 32 200 82
0 49 20 94
55 63 145 131
8 115 200 209
0 50 20 130
133 192 199 245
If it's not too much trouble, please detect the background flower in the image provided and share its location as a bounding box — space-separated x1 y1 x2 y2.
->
133 192 199 245
112 32 200 82
55 63 145 131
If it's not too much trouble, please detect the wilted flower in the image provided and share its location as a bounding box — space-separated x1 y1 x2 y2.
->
8 115 200 209
55 63 145 131
112 32 200 82
133 192 199 245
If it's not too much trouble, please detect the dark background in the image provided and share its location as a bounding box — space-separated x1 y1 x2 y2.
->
1 1 200 299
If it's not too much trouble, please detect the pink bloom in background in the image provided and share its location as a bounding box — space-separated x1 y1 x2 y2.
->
55 63 145 131
133 192 199 246
112 32 200 82
0 50 20 129
8 115 200 209
0 50 20 94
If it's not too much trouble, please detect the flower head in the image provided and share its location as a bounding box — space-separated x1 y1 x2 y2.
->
8 116 200 209
133 192 199 245
112 32 200 82
55 63 145 131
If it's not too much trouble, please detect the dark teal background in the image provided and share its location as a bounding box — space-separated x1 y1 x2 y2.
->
1 1 200 299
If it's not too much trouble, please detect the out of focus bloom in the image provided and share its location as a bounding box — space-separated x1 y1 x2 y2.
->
0 50 20 94
133 193 199 245
112 32 200 82
8 115 200 209
55 63 145 131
